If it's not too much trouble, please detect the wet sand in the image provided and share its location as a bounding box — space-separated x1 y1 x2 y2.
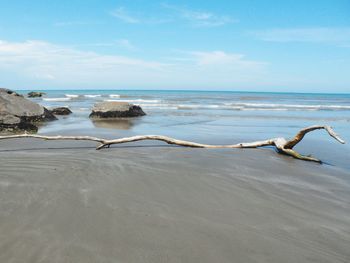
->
0 138 349 263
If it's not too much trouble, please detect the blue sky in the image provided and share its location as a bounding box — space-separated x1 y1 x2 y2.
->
0 0 349 92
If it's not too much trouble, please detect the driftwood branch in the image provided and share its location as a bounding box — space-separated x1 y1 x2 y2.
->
283 125 345 149
0 125 345 163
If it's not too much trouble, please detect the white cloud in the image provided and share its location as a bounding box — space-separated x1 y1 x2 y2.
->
110 7 140 24
115 39 137 51
0 40 164 84
110 5 235 27
0 40 266 88
184 11 233 27
191 51 254 66
161 4 236 27
53 21 103 27
252 27 350 44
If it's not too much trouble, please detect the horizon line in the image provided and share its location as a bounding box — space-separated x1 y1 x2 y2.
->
11 88 350 95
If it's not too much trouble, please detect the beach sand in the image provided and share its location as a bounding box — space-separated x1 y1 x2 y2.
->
0 138 349 263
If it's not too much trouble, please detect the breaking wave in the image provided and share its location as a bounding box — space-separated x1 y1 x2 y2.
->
109 94 121 98
84 94 101 98
65 94 79 98
43 97 71 102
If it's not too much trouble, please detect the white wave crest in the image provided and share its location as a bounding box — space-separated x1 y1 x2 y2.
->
227 103 350 110
109 94 121 98
65 94 79 98
104 99 160 104
177 104 221 110
139 103 177 109
43 97 71 102
84 94 101 98
175 102 350 111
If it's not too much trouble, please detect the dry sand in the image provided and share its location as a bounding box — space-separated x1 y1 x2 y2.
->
0 138 349 263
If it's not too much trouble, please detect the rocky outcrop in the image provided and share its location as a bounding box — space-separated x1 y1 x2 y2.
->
0 88 22 97
28 91 46 98
89 101 146 119
50 107 72 115
0 88 56 132
0 113 38 131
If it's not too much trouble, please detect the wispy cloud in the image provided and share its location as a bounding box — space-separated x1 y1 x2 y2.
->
115 39 137 51
72 40 138 50
161 3 236 27
192 51 250 66
110 4 235 27
0 40 266 88
252 27 350 45
0 40 163 83
54 21 104 27
110 7 140 24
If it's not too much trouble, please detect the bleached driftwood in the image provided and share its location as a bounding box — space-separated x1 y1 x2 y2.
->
0 125 345 163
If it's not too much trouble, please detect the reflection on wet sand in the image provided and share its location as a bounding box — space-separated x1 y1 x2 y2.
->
91 118 134 130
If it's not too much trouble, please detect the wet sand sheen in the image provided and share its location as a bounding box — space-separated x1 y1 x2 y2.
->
0 139 349 262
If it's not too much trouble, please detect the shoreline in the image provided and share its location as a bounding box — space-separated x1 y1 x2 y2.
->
14 88 350 95
2 127 349 172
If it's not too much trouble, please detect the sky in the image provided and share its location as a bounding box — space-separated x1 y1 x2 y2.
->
0 0 349 92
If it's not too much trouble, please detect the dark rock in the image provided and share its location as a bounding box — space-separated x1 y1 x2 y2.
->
0 88 22 97
89 101 146 119
0 89 56 132
28 91 46 98
50 107 72 115
0 113 38 132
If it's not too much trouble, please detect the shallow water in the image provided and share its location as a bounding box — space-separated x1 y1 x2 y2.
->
18 90 350 171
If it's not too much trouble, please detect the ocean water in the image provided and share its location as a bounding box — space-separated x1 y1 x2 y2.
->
20 90 350 170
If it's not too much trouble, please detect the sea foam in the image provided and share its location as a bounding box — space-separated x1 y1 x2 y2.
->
227 103 350 111
84 94 101 98
43 98 71 102
104 99 160 104
109 94 121 98
65 94 79 98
